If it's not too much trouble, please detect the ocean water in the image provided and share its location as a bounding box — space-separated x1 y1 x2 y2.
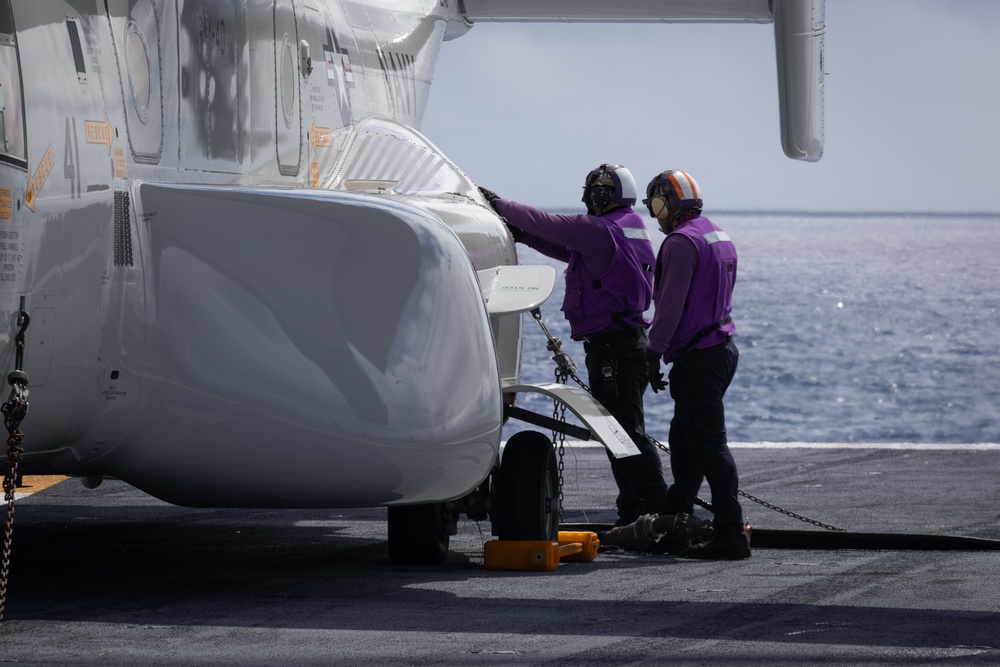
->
506 212 1000 444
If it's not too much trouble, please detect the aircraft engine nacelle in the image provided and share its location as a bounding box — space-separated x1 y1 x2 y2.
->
85 183 502 508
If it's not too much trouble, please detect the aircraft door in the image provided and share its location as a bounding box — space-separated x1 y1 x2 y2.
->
0 0 24 332
107 0 164 163
274 0 302 176
0 1 24 169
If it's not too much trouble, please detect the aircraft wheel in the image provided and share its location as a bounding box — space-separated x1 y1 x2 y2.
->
495 430 559 541
387 503 450 565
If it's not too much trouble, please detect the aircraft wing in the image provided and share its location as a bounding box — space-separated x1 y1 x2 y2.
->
456 0 773 22
453 0 825 162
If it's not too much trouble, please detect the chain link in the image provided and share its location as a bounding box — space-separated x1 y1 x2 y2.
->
533 308 577 522
552 366 566 522
650 437 846 532
1 304 30 623
531 308 590 392
736 489 847 532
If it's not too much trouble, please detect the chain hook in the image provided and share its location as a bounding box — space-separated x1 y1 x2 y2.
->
529 308 589 392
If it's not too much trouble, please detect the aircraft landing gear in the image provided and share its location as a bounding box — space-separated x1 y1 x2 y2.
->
494 430 560 541
386 430 559 565
387 502 456 565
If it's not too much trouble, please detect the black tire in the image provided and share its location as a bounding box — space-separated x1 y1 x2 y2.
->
387 503 450 565
495 431 559 541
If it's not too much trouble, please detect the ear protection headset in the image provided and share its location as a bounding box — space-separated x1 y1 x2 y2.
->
589 184 613 210
584 165 613 211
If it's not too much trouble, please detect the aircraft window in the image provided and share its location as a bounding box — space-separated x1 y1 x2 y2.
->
0 42 24 163
0 0 11 36
125 22 151 123
66 18 86 83
279 35 296 128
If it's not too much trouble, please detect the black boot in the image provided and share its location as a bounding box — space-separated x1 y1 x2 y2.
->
683 528 751 561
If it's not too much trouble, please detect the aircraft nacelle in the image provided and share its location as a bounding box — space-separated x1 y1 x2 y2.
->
76 184 503 508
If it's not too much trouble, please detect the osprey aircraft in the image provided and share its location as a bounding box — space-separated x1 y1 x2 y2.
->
0 0 823 564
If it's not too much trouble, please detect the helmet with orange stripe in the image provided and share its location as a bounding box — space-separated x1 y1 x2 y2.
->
643 170 703 230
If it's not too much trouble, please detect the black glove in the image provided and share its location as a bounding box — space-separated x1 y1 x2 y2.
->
478 186 500 209
504 219 524 243
647 352 667 393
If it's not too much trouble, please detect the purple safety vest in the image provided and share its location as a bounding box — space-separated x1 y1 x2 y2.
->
661 215 737 361
562 208 655 340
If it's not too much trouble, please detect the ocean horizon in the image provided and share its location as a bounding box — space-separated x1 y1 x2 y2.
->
505 210 1000 445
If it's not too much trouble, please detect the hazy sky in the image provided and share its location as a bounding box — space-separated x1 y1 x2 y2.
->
421 0 1000 213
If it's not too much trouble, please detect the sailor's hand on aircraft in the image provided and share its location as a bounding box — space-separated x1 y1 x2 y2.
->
478 186 501 209
504 220 524 243
647 352 667 393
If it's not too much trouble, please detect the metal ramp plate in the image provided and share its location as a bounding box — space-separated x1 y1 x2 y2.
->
506 382 640 459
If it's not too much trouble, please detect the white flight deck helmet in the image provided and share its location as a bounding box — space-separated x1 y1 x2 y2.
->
643 170 703 230
582 164 638 215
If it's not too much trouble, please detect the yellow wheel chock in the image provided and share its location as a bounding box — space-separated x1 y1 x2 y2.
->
483 531 600 571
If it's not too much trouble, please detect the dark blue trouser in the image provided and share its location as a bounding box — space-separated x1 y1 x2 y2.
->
663 337 744 532
585 328 670 524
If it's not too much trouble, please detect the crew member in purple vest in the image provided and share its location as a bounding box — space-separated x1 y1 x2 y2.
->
479 164 670 526
643 170 750 560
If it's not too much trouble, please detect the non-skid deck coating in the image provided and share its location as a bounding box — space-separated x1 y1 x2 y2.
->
2 445 999 666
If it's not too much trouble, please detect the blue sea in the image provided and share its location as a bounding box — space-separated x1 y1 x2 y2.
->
506 212 1000 444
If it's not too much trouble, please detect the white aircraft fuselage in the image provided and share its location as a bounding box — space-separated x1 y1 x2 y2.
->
0 0 824 514
2 0 514 507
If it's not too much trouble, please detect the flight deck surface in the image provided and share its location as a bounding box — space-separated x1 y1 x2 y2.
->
2 444 998 666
